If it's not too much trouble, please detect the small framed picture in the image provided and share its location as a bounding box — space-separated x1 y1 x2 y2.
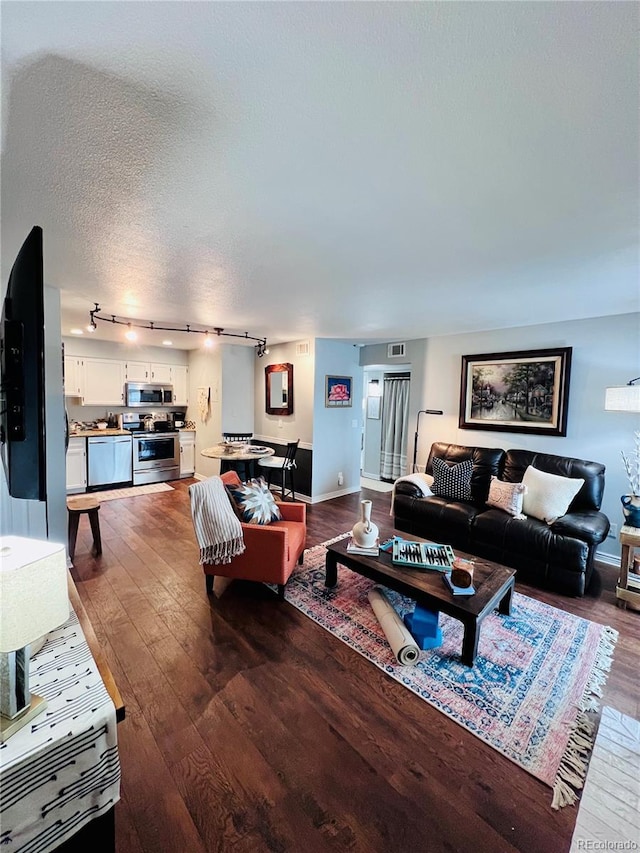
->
325 375 352 407
366 396 381 419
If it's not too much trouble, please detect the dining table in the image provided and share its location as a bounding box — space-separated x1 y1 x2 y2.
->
201 443 275 479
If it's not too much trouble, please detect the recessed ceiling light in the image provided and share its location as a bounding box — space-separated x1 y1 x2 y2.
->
162 340 173 346
70 328 83 335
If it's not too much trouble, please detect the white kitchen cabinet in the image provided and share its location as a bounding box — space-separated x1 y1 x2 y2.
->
179 431 196 477
171 365 189 406
124 361 150 382
64 356 84 397
150 363 172 383
66 436 87 493
82 358 125 406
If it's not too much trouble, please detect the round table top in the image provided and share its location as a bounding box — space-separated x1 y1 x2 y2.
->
201 444 275 461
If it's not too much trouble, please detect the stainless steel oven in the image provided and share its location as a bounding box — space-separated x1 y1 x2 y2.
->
132 432 179 485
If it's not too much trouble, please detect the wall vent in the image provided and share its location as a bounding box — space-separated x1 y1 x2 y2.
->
387 342 406 358
296 341 310 356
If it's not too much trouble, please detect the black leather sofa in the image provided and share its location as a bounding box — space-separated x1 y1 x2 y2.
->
393 442 610 596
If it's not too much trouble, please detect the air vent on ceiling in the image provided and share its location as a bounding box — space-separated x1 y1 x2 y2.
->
296 340 310 356
387 342 406 358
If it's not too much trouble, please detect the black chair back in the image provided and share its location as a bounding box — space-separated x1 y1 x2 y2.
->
223 432 253 442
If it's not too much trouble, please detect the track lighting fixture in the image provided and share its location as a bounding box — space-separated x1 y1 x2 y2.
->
88 304 268 357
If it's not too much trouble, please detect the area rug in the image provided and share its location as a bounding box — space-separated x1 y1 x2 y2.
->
285 537 618 809
569 706 640 850
90 482 174 501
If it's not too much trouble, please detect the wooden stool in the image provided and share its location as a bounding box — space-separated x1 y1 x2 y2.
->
67 496 102 560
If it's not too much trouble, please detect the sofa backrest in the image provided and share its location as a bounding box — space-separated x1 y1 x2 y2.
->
426 442 505 504
502 449 605 511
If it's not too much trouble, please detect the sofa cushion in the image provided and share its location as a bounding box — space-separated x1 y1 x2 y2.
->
486 476 527 517
522 466 584 524
228 477 282 525
502 450 605 512
427 442 505 503
431 457 473 501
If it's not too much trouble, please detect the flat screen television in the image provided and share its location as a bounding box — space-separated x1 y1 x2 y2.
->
0 226 46 500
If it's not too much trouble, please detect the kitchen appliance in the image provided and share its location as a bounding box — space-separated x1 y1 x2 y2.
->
87 434 133 489
170 410 186 429
125 382 173 408
122 413 179 485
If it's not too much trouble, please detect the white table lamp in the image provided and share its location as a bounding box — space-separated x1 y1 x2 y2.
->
0 536 69 740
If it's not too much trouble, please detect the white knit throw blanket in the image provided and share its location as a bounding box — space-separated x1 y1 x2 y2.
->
189 476 245 565
390 472 434 516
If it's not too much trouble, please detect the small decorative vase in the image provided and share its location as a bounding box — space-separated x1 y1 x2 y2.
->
621 495 640 529
352 499 379 549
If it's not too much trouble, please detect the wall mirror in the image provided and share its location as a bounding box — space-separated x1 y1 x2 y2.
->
265 363 294 416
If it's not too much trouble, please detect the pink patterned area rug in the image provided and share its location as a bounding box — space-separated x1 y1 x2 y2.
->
285 538 618 809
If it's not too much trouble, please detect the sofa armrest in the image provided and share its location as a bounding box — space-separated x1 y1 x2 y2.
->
551 511 610 547
395 481 424 498
278 503 306 523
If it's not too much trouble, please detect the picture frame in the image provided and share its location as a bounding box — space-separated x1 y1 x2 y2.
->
459 347 572 436
366 395 381 419
325 375 353 407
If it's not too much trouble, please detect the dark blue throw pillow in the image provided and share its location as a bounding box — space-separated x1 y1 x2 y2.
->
431 457 473 502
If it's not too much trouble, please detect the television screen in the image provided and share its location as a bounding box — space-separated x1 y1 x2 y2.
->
0 226 46 500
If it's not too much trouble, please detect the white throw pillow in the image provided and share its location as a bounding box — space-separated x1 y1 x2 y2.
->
521 466 584 524
486 477 527 518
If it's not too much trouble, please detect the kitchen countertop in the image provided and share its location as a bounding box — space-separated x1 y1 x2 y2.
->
70 429 131 437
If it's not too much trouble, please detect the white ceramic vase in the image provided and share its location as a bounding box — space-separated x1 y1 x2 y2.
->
352 499 379 549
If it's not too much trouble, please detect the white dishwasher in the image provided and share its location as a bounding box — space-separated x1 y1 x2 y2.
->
87 435 133 489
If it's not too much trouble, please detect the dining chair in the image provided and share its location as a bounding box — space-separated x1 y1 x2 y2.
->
220 432 253 477
258 440 300 500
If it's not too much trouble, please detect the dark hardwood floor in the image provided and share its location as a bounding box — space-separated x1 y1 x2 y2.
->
69 480 640 853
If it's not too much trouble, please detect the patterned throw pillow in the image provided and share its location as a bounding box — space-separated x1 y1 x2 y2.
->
521 465 584 524
228 477 282 525
431 457 473 502
486 476 527 518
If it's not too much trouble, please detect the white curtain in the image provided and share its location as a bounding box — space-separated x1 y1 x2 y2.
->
380 376 410 480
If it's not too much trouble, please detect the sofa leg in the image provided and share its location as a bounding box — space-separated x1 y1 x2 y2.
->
298 550 304 565
277 583 286 600
205 575 214 594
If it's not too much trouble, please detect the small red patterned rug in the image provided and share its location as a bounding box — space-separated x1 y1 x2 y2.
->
285 538 618 809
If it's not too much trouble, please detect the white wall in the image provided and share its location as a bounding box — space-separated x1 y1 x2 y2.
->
221 345 255 434
187 346 222 478
312 340 363 499
398 313 639 561
253 340 315 446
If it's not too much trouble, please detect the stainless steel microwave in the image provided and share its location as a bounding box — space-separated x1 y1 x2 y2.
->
125 382 174 407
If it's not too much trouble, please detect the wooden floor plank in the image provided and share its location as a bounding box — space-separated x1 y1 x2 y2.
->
68 481 639 852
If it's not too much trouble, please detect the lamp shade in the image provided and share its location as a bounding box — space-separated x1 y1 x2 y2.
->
0 537 69 652
604 385 640 413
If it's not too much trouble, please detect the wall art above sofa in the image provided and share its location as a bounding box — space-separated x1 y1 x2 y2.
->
459 347 572 436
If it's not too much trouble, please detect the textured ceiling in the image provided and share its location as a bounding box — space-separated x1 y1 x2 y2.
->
2 2 638 349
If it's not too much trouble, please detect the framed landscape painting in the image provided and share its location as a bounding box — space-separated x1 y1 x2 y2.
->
459 347 572 436
325 375 352 407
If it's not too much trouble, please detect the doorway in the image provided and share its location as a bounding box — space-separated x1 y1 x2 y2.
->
361 367 411 483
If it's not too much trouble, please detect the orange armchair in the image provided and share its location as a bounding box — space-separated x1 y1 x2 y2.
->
201 471 307 598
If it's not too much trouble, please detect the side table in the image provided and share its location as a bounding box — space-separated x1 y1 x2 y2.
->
616 525 640 610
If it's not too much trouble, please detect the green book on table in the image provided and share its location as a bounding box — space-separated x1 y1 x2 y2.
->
391 539 454 571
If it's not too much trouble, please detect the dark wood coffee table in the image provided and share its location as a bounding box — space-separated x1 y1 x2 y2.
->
325 534 515 667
